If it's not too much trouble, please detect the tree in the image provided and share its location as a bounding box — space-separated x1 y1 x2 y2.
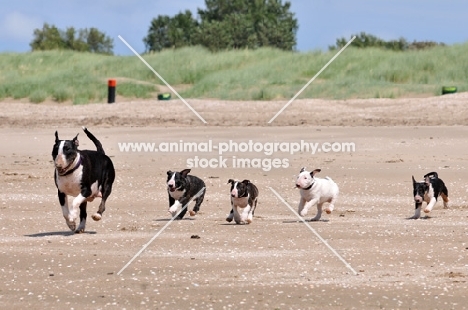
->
197 0 298 51
143 0 298 52
30 23 114 54
195 13 257 51
143 15 172 52
86 27 114 54
144 10 198 52
63 27 88 52
168 10 199 48
30 23 65 51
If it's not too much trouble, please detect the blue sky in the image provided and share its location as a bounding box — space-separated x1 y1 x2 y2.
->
1 0 467 55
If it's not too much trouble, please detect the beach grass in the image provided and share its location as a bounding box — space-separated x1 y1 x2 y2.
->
0 42 467 103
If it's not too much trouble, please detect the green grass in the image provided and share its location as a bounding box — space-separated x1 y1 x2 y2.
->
0 43 467 103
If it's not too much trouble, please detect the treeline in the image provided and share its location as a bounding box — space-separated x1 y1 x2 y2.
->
30 23 114 55
29 2 447 55
329 32 445 51
29 0 298 54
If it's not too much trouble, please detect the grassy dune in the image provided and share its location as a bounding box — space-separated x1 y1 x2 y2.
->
0 43 467 104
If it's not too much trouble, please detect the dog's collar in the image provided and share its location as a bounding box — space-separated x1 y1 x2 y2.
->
304 182 314 190
58 156 82 176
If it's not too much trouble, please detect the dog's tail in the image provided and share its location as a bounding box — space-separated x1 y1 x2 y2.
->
82 126 105 154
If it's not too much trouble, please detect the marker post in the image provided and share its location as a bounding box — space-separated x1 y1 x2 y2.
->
108 79 116 103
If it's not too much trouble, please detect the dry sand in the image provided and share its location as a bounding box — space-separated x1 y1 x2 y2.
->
1 93 468 309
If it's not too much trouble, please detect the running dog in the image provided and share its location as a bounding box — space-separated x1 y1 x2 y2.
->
226 179 259 224
52 127 115 233
166 169 206 219
295 167 339 221
411 172 449 219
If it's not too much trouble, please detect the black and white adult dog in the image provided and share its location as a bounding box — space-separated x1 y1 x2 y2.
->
411 172 449 219
52 127 115 233
166 169 206 219
226 179 259 224
295 167 339 221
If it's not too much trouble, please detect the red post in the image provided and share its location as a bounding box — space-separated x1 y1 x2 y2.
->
108 79 116 103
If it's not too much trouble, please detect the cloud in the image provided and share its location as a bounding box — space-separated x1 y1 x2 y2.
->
0 12 42 42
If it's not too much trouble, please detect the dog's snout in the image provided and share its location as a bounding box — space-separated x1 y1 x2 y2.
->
167 183 176 192
414 195 422 203
54 161 65 170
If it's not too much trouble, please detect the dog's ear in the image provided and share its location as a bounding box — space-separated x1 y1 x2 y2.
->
167 170 173 176
227 179 235 185
180 169 191 177
300 167 306 173
424 172 438 179
241 179 250 185
311 169 321 177
55 131 59 142
72 133 79 147
412 176 417 184
424 176 430 184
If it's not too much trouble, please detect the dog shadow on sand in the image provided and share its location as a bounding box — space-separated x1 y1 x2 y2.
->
405 215 433 220
283 219 330 223
25 231 97 237
153 217 196 222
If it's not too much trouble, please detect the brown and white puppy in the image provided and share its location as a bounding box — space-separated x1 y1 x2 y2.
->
226 179 259 224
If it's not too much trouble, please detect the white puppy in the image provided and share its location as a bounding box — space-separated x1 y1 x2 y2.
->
296 167 339 221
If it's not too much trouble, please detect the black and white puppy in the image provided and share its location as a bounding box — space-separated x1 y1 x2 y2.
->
226 179 259 224
411 172 449 219
166 169 206 219
52 127 115 233
295 167 339 221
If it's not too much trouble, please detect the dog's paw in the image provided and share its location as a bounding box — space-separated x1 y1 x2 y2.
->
309 217 321 222
423 208 431 213
226 217 233 222
189 210 196 216
92 213 102 221
66 221 76 231
300 210 308 217
246 218 252 224
68 212 77 222
325 209 332 214
168 210 178 218
169 205 178 214
75 228 85 234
